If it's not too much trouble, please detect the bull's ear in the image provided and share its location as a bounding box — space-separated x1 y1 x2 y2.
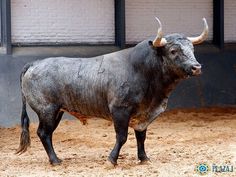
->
148 40 153 46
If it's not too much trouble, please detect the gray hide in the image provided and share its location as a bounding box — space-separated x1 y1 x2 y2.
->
22 35 200 131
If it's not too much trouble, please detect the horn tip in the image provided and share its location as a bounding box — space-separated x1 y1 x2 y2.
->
202 17 209 30
154 17 162 29
155 17 161 23
202 17 206 21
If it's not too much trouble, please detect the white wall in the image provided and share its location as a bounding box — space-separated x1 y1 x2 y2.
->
126 0 213 44
11 0 114 44
225 0 236 42
14 0 236 45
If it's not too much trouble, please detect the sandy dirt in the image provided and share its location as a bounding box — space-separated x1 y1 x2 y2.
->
1 107 236 177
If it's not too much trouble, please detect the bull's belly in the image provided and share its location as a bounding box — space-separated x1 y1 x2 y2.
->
61 108 146 128
61 98 168 132
60 108 111 125
61 103 148 128
62 109 162 132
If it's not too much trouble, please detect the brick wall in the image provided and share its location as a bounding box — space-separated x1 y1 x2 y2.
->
11 0 114 44
126 0 213 44
14 0 236 45
225 0 236 42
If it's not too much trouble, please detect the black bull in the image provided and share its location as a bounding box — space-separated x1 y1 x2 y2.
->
16 20 208 165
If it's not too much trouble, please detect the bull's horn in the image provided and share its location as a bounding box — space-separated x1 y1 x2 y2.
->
187 18 209 45
153 17 167 47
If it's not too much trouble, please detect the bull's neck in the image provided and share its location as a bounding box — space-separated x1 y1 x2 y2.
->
129 41 182 98
129 41 161 76
130 42 180 79
157 56 183 97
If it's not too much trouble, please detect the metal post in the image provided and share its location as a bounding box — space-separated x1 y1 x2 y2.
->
115 0 125 49
1 0 11 54
0 0 2 46
213 0 224 49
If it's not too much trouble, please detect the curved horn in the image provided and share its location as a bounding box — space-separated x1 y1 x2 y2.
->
153 17 167 47
187 18 209 45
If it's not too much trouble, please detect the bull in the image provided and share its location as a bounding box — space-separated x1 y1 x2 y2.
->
16 18 208 165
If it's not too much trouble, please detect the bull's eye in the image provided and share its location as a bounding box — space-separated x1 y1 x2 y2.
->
170 49 177 55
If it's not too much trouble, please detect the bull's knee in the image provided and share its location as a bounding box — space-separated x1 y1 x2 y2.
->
117 134 128 145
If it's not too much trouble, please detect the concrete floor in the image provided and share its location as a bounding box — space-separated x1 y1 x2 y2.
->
0 44 236 127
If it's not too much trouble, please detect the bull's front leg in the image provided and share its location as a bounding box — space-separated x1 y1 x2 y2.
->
108 107 132 165
134 129 150 163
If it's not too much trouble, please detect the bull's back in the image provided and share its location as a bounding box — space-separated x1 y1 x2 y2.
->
22 57 112 118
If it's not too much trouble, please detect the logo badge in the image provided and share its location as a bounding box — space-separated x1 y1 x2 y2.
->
195 163 210 175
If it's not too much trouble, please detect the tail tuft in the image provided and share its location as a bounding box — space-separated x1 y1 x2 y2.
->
16 129 31 154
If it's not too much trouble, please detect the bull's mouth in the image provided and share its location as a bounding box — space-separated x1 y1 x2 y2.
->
184 69 202 78
192 69 202 76
186 70 202 77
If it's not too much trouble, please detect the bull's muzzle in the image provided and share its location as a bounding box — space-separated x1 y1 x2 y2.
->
191 64 202 76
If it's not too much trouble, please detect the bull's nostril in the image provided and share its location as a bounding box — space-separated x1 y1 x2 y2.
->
191 64 202 75
192 64 201 71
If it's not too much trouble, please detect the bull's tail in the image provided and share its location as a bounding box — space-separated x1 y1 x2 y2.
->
16 63 32 154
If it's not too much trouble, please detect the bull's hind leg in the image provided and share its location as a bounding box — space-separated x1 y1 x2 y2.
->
134 129 150 163
36 105 64 165
108 107 131 165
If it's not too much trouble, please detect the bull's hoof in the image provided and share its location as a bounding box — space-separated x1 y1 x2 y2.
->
50 158 62 166
139 157 151 165
104 160 117 170
108 156 117 166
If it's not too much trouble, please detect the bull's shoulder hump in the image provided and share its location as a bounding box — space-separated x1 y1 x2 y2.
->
104 48 131 60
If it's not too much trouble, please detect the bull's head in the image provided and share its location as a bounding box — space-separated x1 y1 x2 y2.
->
152 18 208 78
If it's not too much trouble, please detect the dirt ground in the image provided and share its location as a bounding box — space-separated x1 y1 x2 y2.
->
1 107 236 177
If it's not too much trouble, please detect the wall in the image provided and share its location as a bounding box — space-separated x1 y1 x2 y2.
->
225 0 236 42
11 0 114 44
126 0 213 44
9 1 236 45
